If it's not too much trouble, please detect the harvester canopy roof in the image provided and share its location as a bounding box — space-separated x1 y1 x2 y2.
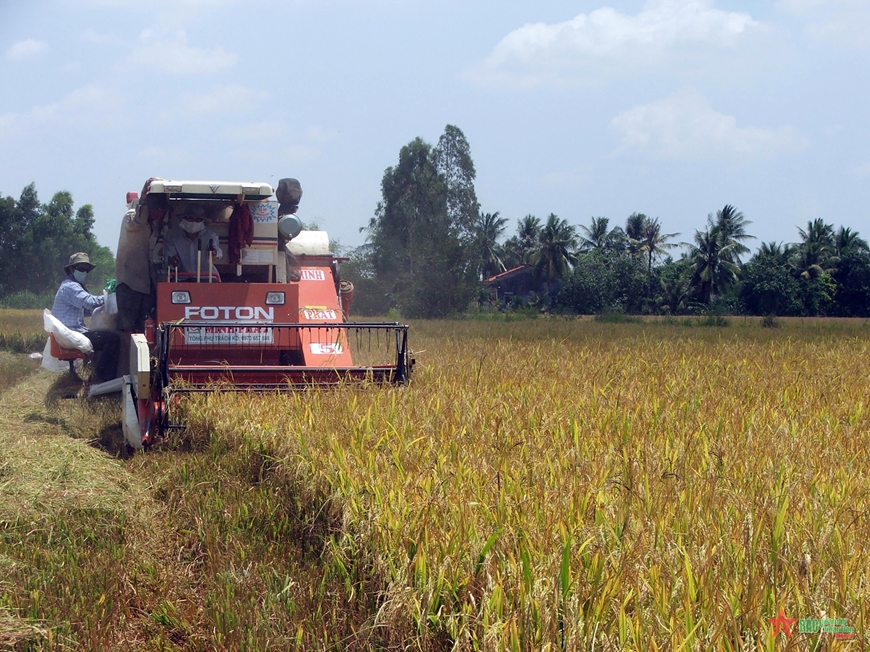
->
146 180 274 201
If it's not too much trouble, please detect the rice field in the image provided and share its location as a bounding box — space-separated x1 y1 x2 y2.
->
183 318 870 650
1 311 869 649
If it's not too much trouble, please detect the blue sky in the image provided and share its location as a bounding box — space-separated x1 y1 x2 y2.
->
2 0 869 255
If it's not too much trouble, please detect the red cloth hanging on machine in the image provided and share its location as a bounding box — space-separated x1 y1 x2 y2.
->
228 203 253 265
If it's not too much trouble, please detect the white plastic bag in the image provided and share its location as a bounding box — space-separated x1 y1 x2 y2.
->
104 290 118 315
42 309 93 354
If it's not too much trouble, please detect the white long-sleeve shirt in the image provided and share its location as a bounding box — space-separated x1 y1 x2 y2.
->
164 227 223 276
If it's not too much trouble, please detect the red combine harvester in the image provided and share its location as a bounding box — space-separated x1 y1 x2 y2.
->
121 178 411 449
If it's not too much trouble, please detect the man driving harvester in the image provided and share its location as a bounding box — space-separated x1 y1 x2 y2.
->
164 202 223 280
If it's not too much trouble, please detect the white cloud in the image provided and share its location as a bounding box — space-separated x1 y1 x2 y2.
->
780 0 870 48
468 0 760 87
30 83 125 125
0 83 126 142
6 39 48 60
610 89 809 161
178 84 269 115
122 28 236 75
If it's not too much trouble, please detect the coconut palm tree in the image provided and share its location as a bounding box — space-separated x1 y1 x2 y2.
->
792 218 838 279
714 204 753 264
502 214 542 268
758 241 787 261
529 213 579 302
517 215 541 258
688 226 741 305
685 206 753 304
579 216 623 253
474 210 508 279
637 217 678 288
835 226 869 256
624 212 648 258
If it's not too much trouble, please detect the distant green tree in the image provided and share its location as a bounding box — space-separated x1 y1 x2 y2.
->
365 135 476 317
792 218 838 279
798 274 836 316
834 226 868 257
433 125 479 234
558 251 646 314
624 212 647 258
529 213 578 303
687 206 752 305
502 214 541 268
688 227 740 305
472 211 508 280
635 216 678 298
579 216 623 253
340 244 393 316
74 204 95 241
557 251 612 314
832 249 870 317
714 204 753 264
0 184 115 306
655 257 693 315
741 247 803 316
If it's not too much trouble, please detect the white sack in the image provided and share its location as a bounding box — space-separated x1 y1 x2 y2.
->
43 309 93 354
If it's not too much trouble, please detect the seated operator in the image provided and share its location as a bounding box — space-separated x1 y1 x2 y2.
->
164 202 223 279
51 252 120 384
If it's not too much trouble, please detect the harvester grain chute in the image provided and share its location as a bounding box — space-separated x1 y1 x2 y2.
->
121 178 412 449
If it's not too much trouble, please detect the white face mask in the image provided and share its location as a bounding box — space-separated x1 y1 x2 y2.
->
73 269 88 283
180 219 205 234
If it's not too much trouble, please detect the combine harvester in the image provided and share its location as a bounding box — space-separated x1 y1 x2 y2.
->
120 178 412 449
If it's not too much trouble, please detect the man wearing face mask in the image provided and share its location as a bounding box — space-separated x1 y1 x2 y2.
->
164 202 223 278
51 252 120 384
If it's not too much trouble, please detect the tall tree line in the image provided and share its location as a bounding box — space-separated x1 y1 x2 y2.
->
0 183 115 307
344 125 870 317
346 126 482 317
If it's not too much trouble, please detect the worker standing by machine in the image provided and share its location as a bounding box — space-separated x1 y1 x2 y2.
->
116 183 164 332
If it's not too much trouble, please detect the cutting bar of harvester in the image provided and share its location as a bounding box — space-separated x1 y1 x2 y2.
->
155 321 412 392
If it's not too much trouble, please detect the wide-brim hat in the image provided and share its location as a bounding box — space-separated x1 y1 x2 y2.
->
66 252 95 271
